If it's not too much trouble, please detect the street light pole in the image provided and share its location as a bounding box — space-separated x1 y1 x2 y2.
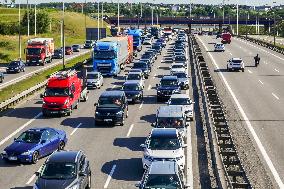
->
27 0 29 37
236 3 239 36
18 2 21 60
62 0 65 69
117 0 120 32
34 3 37 36
97 0 100 40
151 4 154 25
101 1 103 31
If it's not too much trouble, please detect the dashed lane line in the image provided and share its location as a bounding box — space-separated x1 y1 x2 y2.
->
126 124 134 137
70 123 82 136
259 80 264 85
103 164 117 188
272 93 280 100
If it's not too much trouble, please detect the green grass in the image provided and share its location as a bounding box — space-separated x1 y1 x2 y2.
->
0 52 91 103
0 8 110 63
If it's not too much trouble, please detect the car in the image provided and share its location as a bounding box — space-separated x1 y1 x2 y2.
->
172 72 190 90
34 150 91 189
135 160 188 189
140 58 153 68
227 58 244 72
141 128 186 170
141 54 154 64
72 44 81 52
123 80 143 104
129 68 143 75
0 71 4 83
84 40 95 49
94 91 128 126
144 50 157 60
65 46 73 55
132 62 151 79
86 71 104 89
143 37 152 45
216 33 222 38
157 38 166 47
52 49 63 59
214 43 225 52
151 43 162 55
1 127 67 164
174 55 188 64
168 94 194 121
126 72 145 89
153 105 188 138
6 60 25 73
170 63 187 74
156 75 181 102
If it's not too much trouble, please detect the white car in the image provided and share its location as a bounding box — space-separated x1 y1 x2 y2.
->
170 63 187 74
168 94 194 121
214 43 225 52
86 71 104 89
126 72 145 89
143 37 152 45
227 58 244 72
141 128 186 170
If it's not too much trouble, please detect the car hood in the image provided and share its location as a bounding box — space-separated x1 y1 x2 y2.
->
87 78 99 83
5 141 38 154
124 91 140 96
145 148 183 158
178 78 188 83
36 178 75 189
43 96 69 104
158 86 179 90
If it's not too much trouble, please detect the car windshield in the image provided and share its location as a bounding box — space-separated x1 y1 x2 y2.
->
172 65 184 69
133 36 140 41
173 72 187 78
40 162 76 180
149 137 181 150
145 174 181 189
123 84 140 91
27 48 41 55
45 88 70 97
161 79 178 86
232 59 242 63
54 50 62 54
99 97 122 107
157 117 184 128
16 131 42 143
72 45 80 48
9 61 20 66
87 73 99 79
152 45 160 50
85 40 92 44
169 98 191 105
94 50 116 59
127 74 141 80
175 56 186 61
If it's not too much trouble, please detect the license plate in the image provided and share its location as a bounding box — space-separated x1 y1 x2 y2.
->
127 99 132 101
50 111 58 114
104 119 112 122
8 156 17 161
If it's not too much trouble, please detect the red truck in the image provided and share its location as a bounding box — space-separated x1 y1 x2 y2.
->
221 33 232 44
25 38 55 66
41 70 88 116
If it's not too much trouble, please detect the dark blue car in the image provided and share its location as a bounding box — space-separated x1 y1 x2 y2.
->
1 127 67 164
156 75 181 102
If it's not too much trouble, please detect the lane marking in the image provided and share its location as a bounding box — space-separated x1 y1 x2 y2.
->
70 123 82 136
139 101 144 109
272 93 280 100
186 113 193 188
259 80 264 85
103 164 117 188
147 85 152 91
198 36 284 188
26 174 36 185
248 69 252 74
274 68 280 73
112 85 116 89
126 124 134 137
0 112 42 147
152 74 157 79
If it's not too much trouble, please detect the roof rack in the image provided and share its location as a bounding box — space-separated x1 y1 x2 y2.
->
53 70 77 79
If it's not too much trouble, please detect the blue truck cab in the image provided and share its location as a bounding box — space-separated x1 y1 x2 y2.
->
127 29 142 52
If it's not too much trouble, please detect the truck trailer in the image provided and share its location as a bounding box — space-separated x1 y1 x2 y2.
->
127 29 143 52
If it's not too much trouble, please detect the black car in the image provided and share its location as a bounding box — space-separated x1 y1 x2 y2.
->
141 54 154 64
34 150 91 189
0 72 4 83
156 75 181 102
72 44 81 52
123 81 143 104
133 62 151 78
152 44 162 55
52 49 63 59
145 50 157 60
94 91 128 126
6 60 25 73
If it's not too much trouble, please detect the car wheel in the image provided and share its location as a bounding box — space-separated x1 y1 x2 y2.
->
242 68 244 72
23 67 25 72
32 151 39 164
66 108 72 116
58 141 65 151
86 172 92 189
120 117 125 126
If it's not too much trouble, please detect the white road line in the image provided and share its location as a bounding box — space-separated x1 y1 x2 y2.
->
272 93 280 100
198 36 284 188
229 52 233 56
139 101 144 109
103 164 117 188
70 123 82 136
259 80 264 85
112 85 116 89
26 174 36 185
147 85 151 91
248 70 252 74
0 112 42 147
274 68 280 72
126 124 134 137
186 120 193 188
152 74 157 79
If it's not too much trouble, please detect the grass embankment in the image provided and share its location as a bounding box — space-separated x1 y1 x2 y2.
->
0 52 91 103
0 7 109 63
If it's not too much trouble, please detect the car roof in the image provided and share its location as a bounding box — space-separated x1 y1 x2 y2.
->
151 128 178 138
162 75 178 80
27 127 53 133
87 71 100 74
129 69 142 72
100 90 125 97
231 58 242 61
170 93 190 99
157 106 183 117
123 80 140 85
46 151 80 163
149 160 178 174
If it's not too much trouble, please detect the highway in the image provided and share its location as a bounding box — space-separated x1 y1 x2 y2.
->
197 35 284 188
0 39 200 189
0 49 91 90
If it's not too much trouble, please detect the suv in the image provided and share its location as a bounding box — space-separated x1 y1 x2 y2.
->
227 58 244 72
168 94 194 121
141 128 186 170
87 71 104 89
153 106 188 138
34 150 91 189
214 43 225 52
156 75 181 102
84 40 95 49
172 72 190 90
123 81 143 104
94 91 128 126
6 60 25 73
135 160 188 189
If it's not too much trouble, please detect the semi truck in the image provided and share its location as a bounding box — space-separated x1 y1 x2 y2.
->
25 38 55 66
221 33 232 44
93 37 129 76
127 29 143 52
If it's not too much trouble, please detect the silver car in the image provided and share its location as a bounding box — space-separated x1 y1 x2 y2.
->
168 94 194 121
87 71 104 89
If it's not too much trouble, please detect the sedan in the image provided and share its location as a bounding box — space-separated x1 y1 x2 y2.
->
52 49 63 59
6 60 25 73
65 46 73 55
72 44 81 52
1 127 67 164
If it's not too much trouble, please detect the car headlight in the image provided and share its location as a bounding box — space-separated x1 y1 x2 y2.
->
116 111 123 115
2 151 7 155
183 80 189 84
38 60 42 62
64 99 69 105
95 111 100 115
176 155 184 161
144 155 153 161
21 151 31 155
157 90 161 93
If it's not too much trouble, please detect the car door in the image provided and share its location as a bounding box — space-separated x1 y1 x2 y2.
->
78 155 88 189
40 130 54 156
48 129 60 152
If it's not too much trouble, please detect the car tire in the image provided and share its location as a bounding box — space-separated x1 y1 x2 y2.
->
32 151 39 164
242 68 244 72
66 108 72 116
58 141 65 151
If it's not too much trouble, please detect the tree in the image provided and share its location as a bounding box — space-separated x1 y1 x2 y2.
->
21 10 50 34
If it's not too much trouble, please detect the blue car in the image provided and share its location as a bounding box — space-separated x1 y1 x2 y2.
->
1 127 67 164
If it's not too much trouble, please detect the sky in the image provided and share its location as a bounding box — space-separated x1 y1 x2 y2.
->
3 0 283 6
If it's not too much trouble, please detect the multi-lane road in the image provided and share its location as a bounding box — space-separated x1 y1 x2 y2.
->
0 38 202 189
198 35 284 188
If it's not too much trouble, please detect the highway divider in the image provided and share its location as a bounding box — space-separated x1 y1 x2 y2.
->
0 54 91 112
190 35 252 188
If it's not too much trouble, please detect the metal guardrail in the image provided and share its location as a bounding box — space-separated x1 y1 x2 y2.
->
237 36 284 55
190 35 252 189
0 59 90 112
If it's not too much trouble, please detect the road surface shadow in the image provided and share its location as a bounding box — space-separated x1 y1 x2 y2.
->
113 137 146 151
10 187 33 189
214 68 231 73
101 158 143 182
140 113 156 124
245 65 257 68
60 117 95 128
259 74 284 77
3 107 42 119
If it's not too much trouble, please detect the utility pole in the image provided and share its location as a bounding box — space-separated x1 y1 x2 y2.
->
101 1 104 30
117 0 120 33
189 0 192 18
151 4 154 25
236 3 239 36
62 0 65 69
246 11 248 38
18 3 21 60
27 0 29 37
97 0 100 40
222 0 225 24
273 1 276 46
34 3 37 36
84 0 87 38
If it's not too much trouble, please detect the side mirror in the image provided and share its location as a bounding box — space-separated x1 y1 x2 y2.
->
94 103 98 106
140 144 147 148
151 122 155 127
182 144 188 148
156 84 159 87
35 171 40 176
41 140 46 144
135 182 141 187
40 94 44 98
70 93 74 98
79 172 87 177
14 138 17 141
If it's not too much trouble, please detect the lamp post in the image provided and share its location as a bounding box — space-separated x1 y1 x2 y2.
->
97 0 100 40
273 1 276 46
117 0 120 32
34 3 37 36
18 2 21 60
62 0 65 69
236 3 239 36
27 0 29 37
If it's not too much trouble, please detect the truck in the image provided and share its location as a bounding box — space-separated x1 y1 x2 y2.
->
127 35 134 63
163 26 173 40
93 37 129 76
127 29 143 52
41 70 88 116
25 38 54 66
221 33 232 44
151 25 161 39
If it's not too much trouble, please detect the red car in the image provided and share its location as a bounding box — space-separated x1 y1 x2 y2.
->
65 46 73 55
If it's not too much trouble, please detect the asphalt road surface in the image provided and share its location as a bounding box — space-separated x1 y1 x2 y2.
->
197 35 284 188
